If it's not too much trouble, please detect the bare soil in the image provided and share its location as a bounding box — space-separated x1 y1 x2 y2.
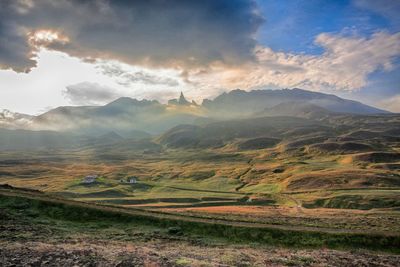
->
1 239 400 267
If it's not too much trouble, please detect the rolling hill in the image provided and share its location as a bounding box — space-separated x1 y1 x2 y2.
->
158 116 324 148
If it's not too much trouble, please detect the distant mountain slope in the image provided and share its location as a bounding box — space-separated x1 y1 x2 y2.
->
33 97 204 135
1 89 389 136
202 88 388 117
0 128 79 150
259 102 333 119
0 128 151 151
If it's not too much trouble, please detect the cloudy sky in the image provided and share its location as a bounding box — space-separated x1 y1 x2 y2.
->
0 0 399 114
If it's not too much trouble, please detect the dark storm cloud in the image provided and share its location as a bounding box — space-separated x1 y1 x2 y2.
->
0 0 264 72
63 82 118 105
0 14 36 72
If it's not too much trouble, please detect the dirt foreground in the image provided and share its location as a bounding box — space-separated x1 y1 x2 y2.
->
1 239 400 267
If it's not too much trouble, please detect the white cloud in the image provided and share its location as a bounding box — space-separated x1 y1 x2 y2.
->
98 64 180 87
63 82 118 105
188 31 400 94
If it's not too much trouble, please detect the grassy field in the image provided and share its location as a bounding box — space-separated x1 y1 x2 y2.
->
1 145 400 236
1 186 400 251
3 188 400 266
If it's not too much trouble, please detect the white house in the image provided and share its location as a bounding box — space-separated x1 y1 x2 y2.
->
128 177 137 184
119 176 138 184
83 175 98 184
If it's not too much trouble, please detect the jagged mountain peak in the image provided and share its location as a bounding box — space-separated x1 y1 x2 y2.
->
179 92 191 105
168 92 192 106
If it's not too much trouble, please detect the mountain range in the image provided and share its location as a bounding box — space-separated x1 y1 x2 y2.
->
202 88 387 117
0 88 391 150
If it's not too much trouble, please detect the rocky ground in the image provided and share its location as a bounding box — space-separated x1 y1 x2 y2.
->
1 190 399 267
1 239 400 267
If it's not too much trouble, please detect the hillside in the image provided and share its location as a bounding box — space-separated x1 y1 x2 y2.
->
202 88 388 117
1 112 399 210
0 128 80 150
32 96 204 135
259 102 333 119
2 186 399 266
158 116 324 148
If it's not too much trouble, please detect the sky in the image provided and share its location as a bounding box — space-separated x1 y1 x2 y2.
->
0 0 399 114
